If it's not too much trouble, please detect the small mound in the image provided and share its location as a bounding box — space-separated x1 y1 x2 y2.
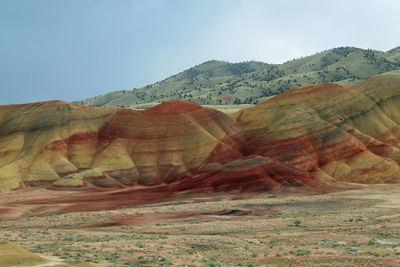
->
141 100 202 115
0 241 48 266
211 209 252 216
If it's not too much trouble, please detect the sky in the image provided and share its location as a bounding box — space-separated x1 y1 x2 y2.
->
1 0 400 105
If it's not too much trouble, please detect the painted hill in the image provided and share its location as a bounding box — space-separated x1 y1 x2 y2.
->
233 74 400 184
0 100 319 192
0 101 117 191
1 75 400 192
0 242 48 266
77 46 400 108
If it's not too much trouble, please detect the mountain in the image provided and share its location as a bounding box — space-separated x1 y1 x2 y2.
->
77 47 400 108
1 74 400 192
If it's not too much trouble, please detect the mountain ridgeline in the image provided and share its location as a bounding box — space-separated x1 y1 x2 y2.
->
78 46 400 108
2 74 400 193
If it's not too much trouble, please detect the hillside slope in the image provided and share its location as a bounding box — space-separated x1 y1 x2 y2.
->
1 75 400 192
0 100 318 192
0 242 48 266
78 47 400 107
0 101 118 191
233 74 400 184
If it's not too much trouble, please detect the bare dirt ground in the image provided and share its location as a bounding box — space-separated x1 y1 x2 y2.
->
1 183 400 266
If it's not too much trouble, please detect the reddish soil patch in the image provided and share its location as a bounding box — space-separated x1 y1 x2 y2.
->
84 207 274 229
0 182 356 220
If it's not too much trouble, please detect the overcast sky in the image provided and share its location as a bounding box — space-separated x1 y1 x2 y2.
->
1 0 400 105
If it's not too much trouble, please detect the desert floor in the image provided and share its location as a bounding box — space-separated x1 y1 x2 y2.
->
1 183 400 266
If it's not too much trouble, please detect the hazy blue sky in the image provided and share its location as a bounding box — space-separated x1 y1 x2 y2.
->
1 0 400 105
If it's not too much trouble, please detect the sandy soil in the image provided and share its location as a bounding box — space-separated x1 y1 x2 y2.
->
1 183 400 266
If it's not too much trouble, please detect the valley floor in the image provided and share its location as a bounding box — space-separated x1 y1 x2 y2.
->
1 184 400 266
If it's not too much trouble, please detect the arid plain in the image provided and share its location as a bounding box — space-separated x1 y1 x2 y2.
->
1 183 400 266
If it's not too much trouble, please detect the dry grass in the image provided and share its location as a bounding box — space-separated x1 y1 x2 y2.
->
1 184 400 266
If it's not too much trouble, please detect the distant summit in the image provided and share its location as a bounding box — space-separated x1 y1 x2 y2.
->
77 46 400 108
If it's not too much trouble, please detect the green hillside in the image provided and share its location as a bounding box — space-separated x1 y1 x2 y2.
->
77 46 400 108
